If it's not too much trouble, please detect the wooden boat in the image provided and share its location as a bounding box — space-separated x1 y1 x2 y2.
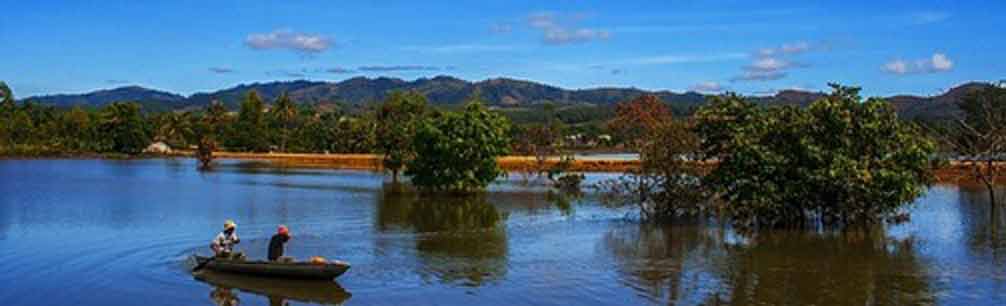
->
193 255 350 280
193 270 351 305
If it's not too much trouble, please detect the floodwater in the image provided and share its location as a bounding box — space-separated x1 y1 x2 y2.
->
0 159 1004 306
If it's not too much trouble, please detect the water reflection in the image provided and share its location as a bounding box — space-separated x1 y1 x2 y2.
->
604 223 936 305
958 185 1006 264
376 191 509 286
195 270 351 306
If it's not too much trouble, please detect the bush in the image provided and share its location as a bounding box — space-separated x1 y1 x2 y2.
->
406 100 511 192
695 85 937 227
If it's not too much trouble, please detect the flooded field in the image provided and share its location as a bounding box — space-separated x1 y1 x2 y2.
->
1 159 1004 306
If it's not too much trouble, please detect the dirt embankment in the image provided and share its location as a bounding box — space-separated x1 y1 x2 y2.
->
168 151 1004 183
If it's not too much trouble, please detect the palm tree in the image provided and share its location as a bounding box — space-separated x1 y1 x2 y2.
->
156 111 194 148
270 93 298 152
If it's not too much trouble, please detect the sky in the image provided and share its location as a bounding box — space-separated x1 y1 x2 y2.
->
1 0 1003 98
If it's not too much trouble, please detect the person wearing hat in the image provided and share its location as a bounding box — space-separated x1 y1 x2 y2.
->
268 225 293 262
210 220 242 259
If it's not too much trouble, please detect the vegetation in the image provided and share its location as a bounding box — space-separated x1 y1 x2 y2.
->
1 80 998 220
598 95 707 220
695 84 937 227
230 91 270 152
947 83 1006 206
406 99 512 192
98 102 151 154
376 91 429 183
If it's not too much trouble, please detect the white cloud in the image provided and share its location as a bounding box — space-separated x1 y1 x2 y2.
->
757 41 814 57
747 57 791 71
732 70 787 82
403 44 521 54
883 60 909 74
931 53 953 71
245 29 332 54
733 41 821 82
689 81 724 93
882 53 954 75
526 12 610 45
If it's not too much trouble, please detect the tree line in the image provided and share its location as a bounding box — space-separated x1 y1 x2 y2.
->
2 80 1003 227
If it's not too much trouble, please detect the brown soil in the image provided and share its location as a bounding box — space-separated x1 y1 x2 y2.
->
167 151 1005 183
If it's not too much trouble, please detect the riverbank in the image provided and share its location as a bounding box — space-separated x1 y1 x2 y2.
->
4 150 1002 183
158 151 1003 183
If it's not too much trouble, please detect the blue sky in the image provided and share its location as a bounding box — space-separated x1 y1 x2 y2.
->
1 0 1003 98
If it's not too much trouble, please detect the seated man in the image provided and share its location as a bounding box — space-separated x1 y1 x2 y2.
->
210 220 243 259
268 225 293 262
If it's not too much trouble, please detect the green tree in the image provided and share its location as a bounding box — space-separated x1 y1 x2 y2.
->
376 91 429 183
406 99 512 192
694 84 937 228
232 91 270 152
153 111 194 149
1 82 16 150
331 115 376 153
59 107 98 151
270 93 298 152
98 102 150 154
202 100 230 141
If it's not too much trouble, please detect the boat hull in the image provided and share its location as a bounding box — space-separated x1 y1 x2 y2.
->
194 255 350 280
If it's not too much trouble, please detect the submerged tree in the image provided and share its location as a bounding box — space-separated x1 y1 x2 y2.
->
608 95 673 151
695 84 937 228
598 95 706 220
376 91 428 183
406 98 511 192
951 83 1006 207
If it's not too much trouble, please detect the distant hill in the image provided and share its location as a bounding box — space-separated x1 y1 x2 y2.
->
25 86 186 112
21 76 994 119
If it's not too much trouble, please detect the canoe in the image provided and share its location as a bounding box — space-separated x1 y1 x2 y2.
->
193 255 350 280
193 269 351 305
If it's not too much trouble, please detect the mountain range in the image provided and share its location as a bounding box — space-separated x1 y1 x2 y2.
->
22 76 992 120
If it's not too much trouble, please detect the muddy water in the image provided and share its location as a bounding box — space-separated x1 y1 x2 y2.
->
0 159 1004 306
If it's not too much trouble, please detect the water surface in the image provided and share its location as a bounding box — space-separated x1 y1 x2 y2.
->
1 159 1004 305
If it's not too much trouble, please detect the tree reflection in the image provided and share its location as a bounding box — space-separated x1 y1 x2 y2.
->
604 223 936 305
377 191 510 286
958 184 1006 263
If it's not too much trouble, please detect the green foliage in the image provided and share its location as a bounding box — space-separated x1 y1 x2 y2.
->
270 93 299 152
97 102 150 154
406 99 512 192
695 84 937 227
152 111 194 149
230 91 270 152
376 91 429 181
330 115 376 153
